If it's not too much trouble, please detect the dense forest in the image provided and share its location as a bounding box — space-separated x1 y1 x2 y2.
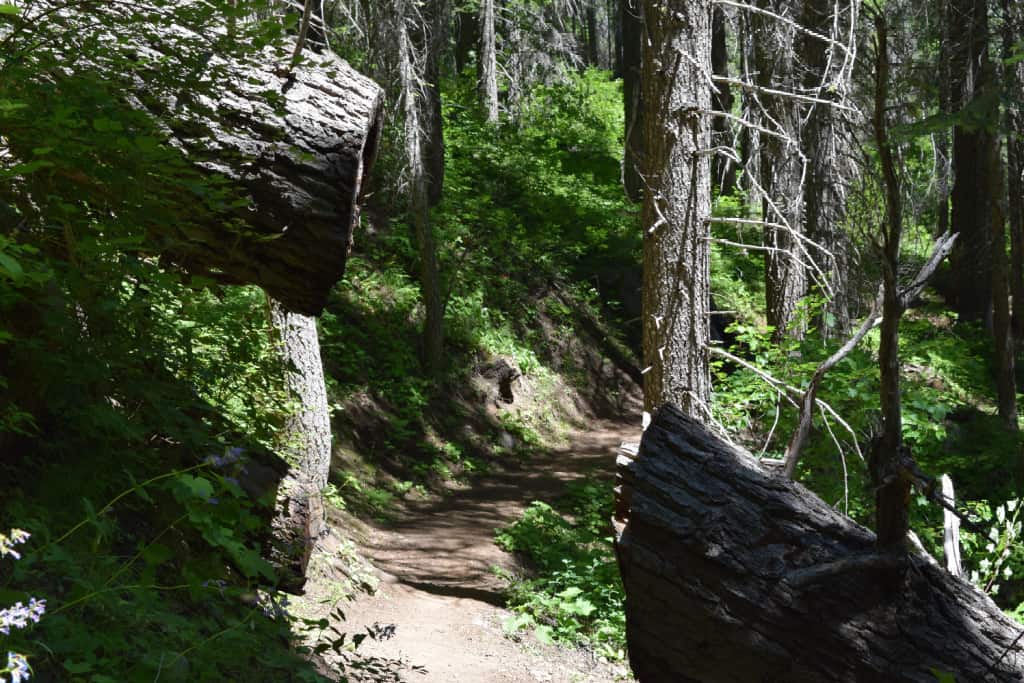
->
2 0 1024 681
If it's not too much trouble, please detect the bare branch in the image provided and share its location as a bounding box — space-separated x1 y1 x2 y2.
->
713 0 851 55
712 75 858 112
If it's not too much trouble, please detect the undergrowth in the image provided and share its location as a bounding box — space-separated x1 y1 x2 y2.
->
494 479 626 662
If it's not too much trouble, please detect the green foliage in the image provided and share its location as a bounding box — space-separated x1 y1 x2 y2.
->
494 480 625 661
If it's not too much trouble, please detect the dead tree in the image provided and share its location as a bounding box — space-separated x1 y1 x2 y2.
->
614 407 1024 682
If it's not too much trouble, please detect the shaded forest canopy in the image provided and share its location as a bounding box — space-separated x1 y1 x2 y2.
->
1 0 1024 681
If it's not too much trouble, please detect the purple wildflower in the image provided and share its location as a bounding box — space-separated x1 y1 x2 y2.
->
4 652 30 682
0 599 46 636
0 530 30 561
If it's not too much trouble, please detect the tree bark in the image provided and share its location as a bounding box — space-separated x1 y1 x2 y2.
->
400 17 446 372
586 2 601 66
412 0 447 206
989 142 1018 429
614 407 1024 682
621 0 644 201
710 6 736 196
753 0 807 342
800 0 852 336
871 9 909 550
949 0 995 325
1003 0 1024 344
479 0 500 123
267 298 332 591
116 6 384 316
737 8 761 209
639 0 712 417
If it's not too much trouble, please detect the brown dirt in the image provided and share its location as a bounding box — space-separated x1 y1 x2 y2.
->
296 413 641 683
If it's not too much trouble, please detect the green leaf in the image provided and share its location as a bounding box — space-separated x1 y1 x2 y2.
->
141 542 174 566
0 251 23 278
534 624 555 644
176 474 214 500
0 4 20 15
63 660 94 674
556 586 583 600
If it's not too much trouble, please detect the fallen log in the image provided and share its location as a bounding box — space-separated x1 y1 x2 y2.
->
614 405 1024 682
8 2 384 315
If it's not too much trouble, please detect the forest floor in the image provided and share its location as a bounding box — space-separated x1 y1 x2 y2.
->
295 411 641 682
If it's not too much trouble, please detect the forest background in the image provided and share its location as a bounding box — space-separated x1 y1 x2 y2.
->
1 0 1024 680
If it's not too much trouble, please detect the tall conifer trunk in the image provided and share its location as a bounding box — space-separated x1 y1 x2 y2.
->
479 0 499 123
400 15 445 372
949 0 995 325
754 0 807 341
267 298 331 590
710 6 736 196
639 0 712 418
622 0 644 201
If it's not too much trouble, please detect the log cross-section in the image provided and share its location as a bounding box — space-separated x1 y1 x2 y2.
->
156 47 384 315
614 405 1024 682
28 1 385 315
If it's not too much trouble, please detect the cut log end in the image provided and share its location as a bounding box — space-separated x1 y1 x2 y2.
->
615 405 1024 682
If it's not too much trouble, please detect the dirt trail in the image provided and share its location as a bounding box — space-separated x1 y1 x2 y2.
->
300 416 639 683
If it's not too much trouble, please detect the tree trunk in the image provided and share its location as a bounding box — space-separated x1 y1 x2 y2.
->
586 2 600 66
267 298 332 592
479 0 500 123
870 10 909 551
800 0 852 336
118 5 384 316
737 9 761 209
639 0 712 417
990 143 1018 429
413 0 447 206
400 18 446 372
455 9 480 75
612 0 624 77
621 0 644 201
949 0 995 325
710 6 736 196
753 0 807 342
614 407 1024 682
1003 0 1024 344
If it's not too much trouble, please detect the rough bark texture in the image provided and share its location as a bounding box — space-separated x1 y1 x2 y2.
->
639 0 712 417
1003 0 1024 344
614 406 1024 682
479 0 500 123
400 16 446 372
753 0 808 341
622 0 644 201
31 0 385 315
710 6 736 196
800 0 852 335
267 298 333 591
949 0 995 325
133 21 384 315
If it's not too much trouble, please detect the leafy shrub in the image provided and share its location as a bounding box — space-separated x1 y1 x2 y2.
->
495 480 625 661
